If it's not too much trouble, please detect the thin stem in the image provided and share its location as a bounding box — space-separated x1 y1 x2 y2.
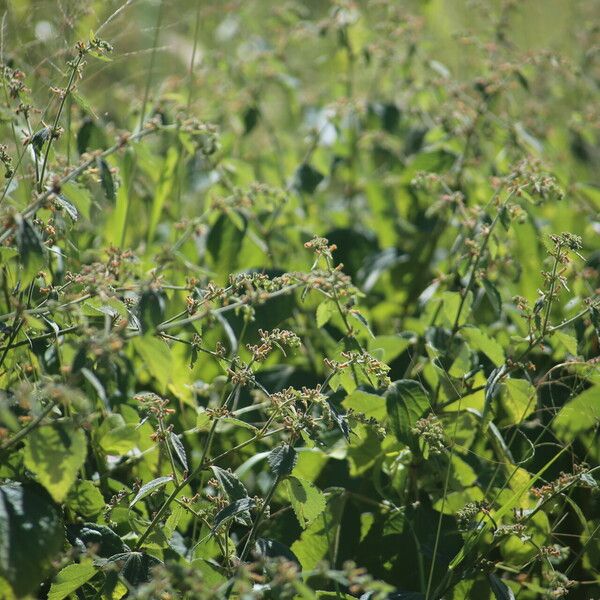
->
0 399 57 451
38 54 83 192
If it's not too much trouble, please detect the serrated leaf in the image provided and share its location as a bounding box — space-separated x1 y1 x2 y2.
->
285 476 327 528
213 498 256 531
129 476 172 508
54 194 79 221
67 523 127 558
23 422 87 502
268 444 297 477
48 561 96 600
211 466 248 501
385 379 431 451
462 326 505 367
102 552 162 587
169 432 188 472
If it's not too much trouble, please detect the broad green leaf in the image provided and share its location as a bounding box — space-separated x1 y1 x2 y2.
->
368 334 412 363
291 490 347 570
462 326 505 367
132 336 172 392
316 300 336 328
0 482 64 598
284 476 327 528
66 480 105 518
553 330 578 356
385 379 431 451
500 379 536 425
441 291 473 329
48 561 97 600
343 389 386 421
553 386 600 439
23 422 87 502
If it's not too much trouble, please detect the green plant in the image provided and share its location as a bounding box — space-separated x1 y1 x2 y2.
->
0 1 599 599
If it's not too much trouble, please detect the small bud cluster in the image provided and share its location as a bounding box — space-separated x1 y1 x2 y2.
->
411 413 446 455
247 328 301 362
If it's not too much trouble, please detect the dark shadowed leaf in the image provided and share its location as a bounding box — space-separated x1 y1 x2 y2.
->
268 444 298 477
488 573 516 600
255 538 300 567
103 552 162 587
293 163 324 193
97 157 116 202
67 523 128 558
385 379 430 451
0 482 64 597
211 466 248 501
213 498 256 531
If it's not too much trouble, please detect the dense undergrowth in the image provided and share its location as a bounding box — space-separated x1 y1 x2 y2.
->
0 1 599 599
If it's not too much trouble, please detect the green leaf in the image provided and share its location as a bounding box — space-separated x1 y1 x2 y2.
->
169 432 188 472
30 126 51 156
23 422 87 502
441 291 473 328
207 211 247 279
129 476 172 508
553 386 600 439
55 194 79 221
500 378 536 425
316 300 336 328
211 466 248 501
15 216 46 283
284 476 327 528
102 552 162 587
97 157 116 202
293 163 324 193
268 444 298 477
137 289 166 334
48 561 97 600
385 379 431 451
482 279 502 316
343 389 386 421
553 330 578 356
488 573 516 600
213 498 256 531
66 480 105 518
67 523 127 558
132 336 172 392
291 489 347 570
0 482 64 598
462 326 505 367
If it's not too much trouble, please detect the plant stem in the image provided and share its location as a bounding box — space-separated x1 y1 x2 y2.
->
38 54 83 193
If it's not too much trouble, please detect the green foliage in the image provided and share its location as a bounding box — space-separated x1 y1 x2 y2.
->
0 1 599 598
